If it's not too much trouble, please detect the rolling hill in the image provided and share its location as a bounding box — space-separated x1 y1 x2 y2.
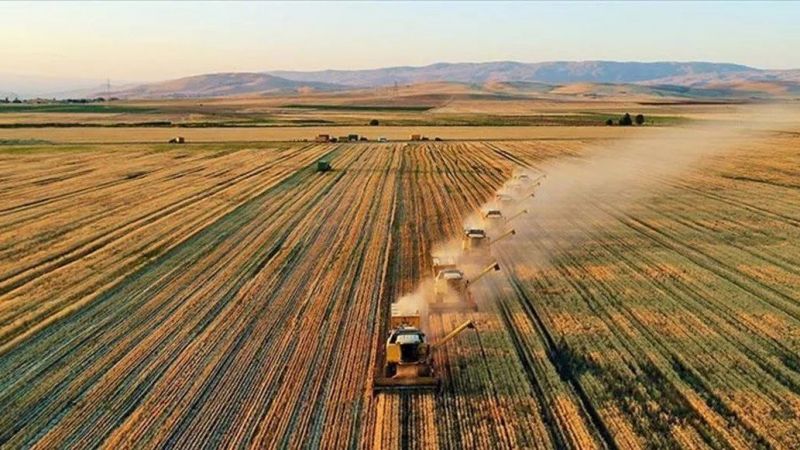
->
108 72 346 99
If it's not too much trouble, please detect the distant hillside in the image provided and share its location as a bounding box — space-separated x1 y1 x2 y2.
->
110 72 345 99
270 61 765 86
106 61 800 99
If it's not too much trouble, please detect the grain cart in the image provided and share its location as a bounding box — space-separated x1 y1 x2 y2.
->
317 160 332 172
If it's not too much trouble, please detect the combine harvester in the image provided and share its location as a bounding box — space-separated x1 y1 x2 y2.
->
482 209 505 228
514 173 532 183
506 180 525 198
430 262 500 312
482 208 527 229
496 173 545 204
514 172 546 186
518 174 546 198
374 305 476 392
495 193 515 206
461 227 516 263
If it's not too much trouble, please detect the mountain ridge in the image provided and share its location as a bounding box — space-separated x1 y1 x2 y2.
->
269 60 762 86
93 61 800 99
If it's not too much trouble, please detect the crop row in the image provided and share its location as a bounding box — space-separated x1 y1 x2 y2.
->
3 135 797 448
0 141 582 448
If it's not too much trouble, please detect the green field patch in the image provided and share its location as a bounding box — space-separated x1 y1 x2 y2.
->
580 112 690 126
283 103 434 112
0 139 52 146
0 103 158 114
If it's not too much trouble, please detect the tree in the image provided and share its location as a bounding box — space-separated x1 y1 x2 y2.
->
12 98 21 104
369 118 379 126
605 118 614 126
635 114 645 125
619 113 633 126
1 97 8 104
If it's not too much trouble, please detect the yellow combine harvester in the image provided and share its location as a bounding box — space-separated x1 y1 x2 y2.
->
483 208 527 229
374 305 476 392
461 227 516 261
496 174 545 204
514 173 546 185
513 173 532 183
430 262 500 312
495 193 514 205
462 228 489 255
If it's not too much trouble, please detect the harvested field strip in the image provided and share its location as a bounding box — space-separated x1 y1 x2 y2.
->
0 144 331 350
372 141 604 450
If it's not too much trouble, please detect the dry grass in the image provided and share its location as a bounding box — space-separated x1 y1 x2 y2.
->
0 124 799 448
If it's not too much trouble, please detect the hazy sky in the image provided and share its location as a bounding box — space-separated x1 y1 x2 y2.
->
2 1 799 82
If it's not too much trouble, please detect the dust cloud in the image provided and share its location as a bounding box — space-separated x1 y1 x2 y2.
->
393 282 430 317
399 104 799 321
477 105 800 274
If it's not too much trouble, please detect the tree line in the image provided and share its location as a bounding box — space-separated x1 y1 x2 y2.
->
606 113 645 126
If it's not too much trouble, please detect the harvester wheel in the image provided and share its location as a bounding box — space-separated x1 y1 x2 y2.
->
385 363 397 378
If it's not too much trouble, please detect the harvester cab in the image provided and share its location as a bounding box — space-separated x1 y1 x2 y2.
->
374 304 476 392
